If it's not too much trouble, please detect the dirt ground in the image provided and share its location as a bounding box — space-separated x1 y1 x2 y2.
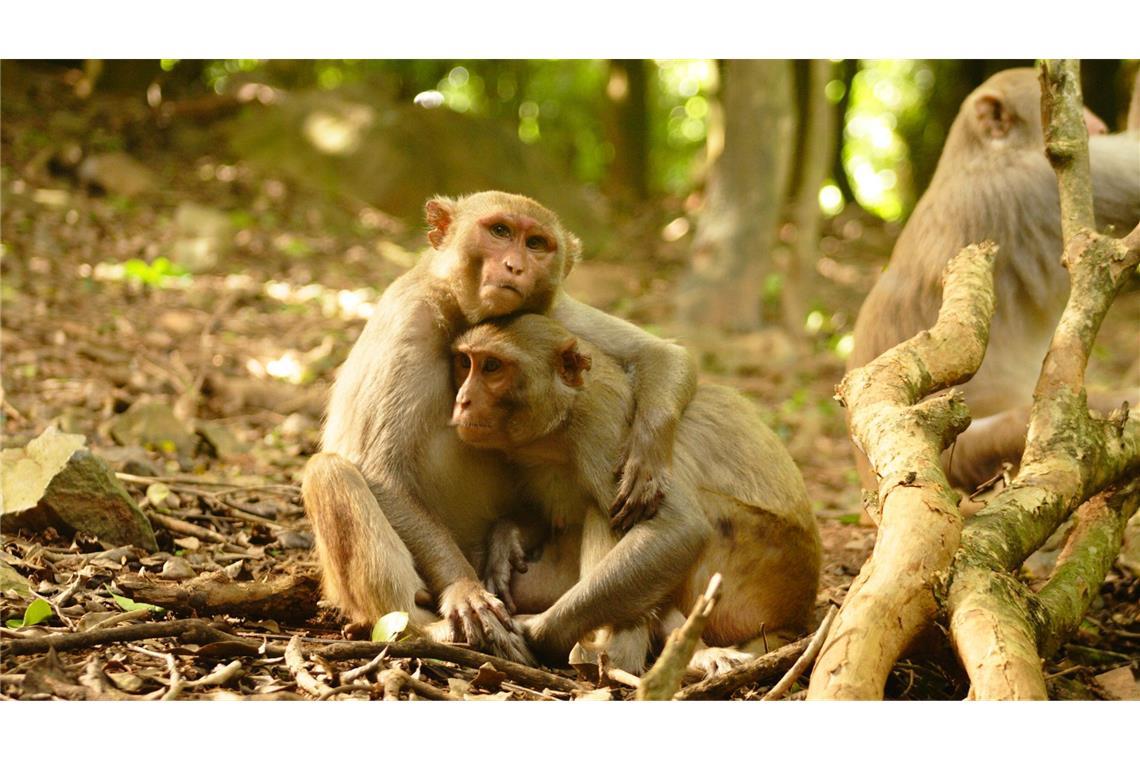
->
2 66 1137 701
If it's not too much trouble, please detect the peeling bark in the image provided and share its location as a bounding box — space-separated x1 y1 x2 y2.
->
807 243 996 700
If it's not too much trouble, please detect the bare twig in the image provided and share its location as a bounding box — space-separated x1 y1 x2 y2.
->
637 573 722 700
285 635 332 698
129 644 184 701
146 510 229 543
762 604 837 701
675 636 811 700
339 650 388 683
86 608 153 632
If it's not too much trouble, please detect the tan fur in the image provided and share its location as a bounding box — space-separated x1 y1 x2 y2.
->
455 314 821 671
849 68 1140 491
303 191 696 661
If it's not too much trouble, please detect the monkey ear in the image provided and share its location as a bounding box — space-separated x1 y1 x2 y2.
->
425 196 457 249
562 233 583 277
973 93 1014 140
556 338 592 388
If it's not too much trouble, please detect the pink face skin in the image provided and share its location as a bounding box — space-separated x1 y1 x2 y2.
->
474 212 560 316
450 349 515 449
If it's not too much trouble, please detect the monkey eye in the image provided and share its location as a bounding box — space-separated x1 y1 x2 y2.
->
483 356 503 373
456 354 472 370
525 235 549 251
490 222 511 239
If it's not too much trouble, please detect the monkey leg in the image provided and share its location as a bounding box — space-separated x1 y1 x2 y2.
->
678 499 819 648
302 452 425 627
947 387 1139 492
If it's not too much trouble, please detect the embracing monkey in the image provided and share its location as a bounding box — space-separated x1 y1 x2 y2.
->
451 314 822 674
302 192 696 661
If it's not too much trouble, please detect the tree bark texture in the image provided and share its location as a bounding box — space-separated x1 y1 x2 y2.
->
807 243 996 700
677 59 794 332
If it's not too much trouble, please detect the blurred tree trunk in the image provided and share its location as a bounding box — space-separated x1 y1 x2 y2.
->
830 59 857 205
782 60 838 333
604 60 650 202
677 60 795 332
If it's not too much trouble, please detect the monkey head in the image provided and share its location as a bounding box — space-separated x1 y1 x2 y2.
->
956 67 1108 155
425 192 583 323
451 315 591 450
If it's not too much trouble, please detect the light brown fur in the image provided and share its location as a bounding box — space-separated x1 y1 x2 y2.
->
452 314 821 672
302 191 696 661
849 68 1140 493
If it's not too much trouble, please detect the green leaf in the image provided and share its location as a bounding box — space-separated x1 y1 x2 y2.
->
145 482 172 505
370 611 410 642
110 592 164 614
838 513 864 525
6 597 54 628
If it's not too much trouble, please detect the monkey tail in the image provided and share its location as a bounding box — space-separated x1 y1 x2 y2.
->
302 452 423 627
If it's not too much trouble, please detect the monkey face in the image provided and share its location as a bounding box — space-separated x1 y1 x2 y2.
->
470 212 563 318
450 349 519 448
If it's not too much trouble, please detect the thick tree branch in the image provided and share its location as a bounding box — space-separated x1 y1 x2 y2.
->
945 59 1140 700
807 242 996 700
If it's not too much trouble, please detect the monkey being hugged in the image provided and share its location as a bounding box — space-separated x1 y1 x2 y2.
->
303 192 696 662
450 314 822 674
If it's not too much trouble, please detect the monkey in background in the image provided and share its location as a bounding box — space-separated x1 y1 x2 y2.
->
848 67 1140 494
302 192 697 660
450 314 822 674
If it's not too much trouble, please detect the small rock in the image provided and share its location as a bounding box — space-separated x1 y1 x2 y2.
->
1 428 157 551
161 556 196 580
196 420 248 460
275 530 313 550
110 402 198 457
279 413 315 438
77 152 157 197
91 445 160 477
0 560 34 598
170 203 232 273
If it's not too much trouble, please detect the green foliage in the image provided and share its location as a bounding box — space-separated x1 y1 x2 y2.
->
371 610 410 642
6 598 53 628
122 257 189 288
110 592 165 614
842 60 934 221
653 60 718 194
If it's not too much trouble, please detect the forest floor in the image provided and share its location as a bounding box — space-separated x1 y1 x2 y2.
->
2 67 1138 701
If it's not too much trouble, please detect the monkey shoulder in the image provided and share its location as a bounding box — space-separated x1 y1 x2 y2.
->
677 385 811 524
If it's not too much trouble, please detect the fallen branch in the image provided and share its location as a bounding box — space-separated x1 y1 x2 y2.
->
285 635 333 698
808 242 997 700
0 619 233 656
945 59 1140 701
637 573 722 700
146 510 229 544
316 639 584 695
116 572 320 622
762 603 837 701
675 636 811 700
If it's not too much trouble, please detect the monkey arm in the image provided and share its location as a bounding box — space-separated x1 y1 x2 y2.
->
523 485 711 660
551 293 698 529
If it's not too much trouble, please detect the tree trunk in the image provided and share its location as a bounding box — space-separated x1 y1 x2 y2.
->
783 59 837 333
604 60 650 203
677 59 794 332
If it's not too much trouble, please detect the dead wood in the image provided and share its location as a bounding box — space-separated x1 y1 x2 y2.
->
807 242 997 700
116 571 320 622
0 618 234 656
674 635 811 700
945 60 1140 700
762 603 836 700
637 573 722 700
315 639 584 695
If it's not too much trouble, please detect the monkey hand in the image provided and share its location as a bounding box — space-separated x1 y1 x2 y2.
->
482 520 529 614
610 443 668 533
687 646 754 678
437 578 536 665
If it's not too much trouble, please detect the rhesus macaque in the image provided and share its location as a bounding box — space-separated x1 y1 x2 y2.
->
848 67 1140 493
301 192 696 659
451 314 822 673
